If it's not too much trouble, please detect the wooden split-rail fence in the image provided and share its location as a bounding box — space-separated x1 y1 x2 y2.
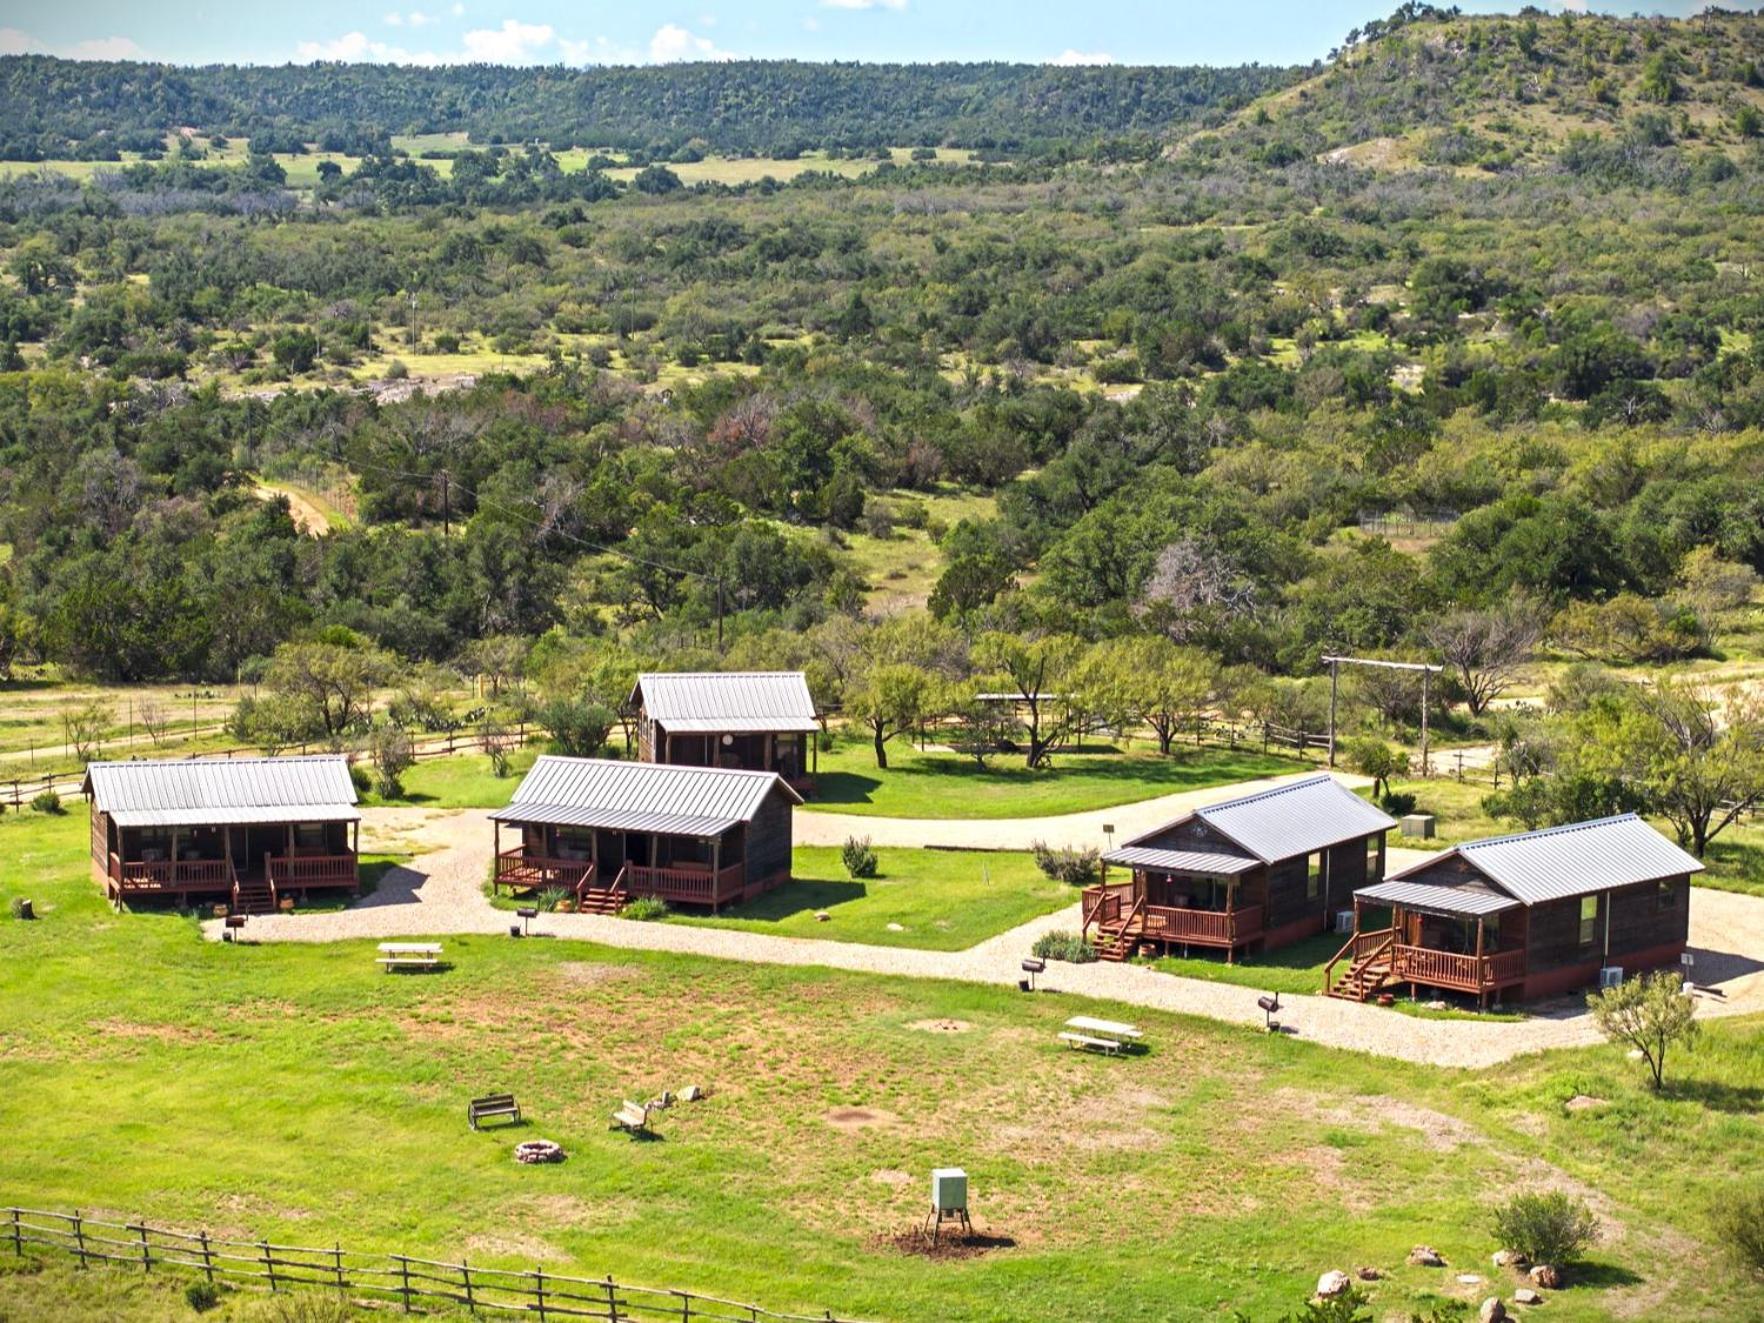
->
4 1206 863 1322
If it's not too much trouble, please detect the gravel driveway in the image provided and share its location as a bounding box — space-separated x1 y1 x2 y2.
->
203 804 1764 1071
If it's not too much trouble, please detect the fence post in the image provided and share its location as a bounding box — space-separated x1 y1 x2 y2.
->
8 1207 19 1256
534 1265 547 1322
397 1255 413 1313
605 1275 620 1323
333 1241 345 1292
72 1211 86 1268
136 1222 152 1272
462 1258 476 1314
262 1239 277 1292
199 1230 214 1284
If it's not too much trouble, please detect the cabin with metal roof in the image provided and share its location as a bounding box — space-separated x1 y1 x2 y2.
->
1084 774 1396 963
491 756 801 912
630 671 819 790
1331 814 1701 1005
83 756 360 913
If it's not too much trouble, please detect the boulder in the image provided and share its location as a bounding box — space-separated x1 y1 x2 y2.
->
1514 1288 1543 1305
1529 1264 1564 1289
1315 1270 1351 1299
1479 1299 1508 1323
1408 1246 1446 1267
1457 1274 1484 1286
1356 1267 1383 1282
680 1084 703 1102
815 911 831 922
1493 1249 1529 1269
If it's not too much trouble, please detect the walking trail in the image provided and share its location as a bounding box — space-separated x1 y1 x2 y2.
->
203 789 1764 1071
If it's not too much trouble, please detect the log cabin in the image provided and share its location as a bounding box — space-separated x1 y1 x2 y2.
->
629 671 819 791
1333 813 1700 1005
85 755 360 914
1085 774 1396 962
491 755 800 912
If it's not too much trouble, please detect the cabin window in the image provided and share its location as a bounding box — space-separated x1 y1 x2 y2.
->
1657 879 1677 912
294 824 328 851
1306 860 1321 901
1579 895 1599 946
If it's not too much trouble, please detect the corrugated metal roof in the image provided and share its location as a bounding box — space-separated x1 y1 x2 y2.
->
1354 879 1522 917
86 756 358 827
493 756 801 836
633 672 819 734
1125 774 1395 865
1388 814 1703 905
1104 845 1260 876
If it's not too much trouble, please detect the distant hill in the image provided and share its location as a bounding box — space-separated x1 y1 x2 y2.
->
1194 6 1764 171
0 56 1300 160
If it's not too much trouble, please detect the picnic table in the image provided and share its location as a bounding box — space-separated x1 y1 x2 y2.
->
377 942 443 973
1059 1015 1144 1055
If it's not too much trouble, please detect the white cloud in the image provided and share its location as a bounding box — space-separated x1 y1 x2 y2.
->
384 11 403 25
451 1 465 13
297 31 413 61
822 0 908 8
1051 49 1115 66
385 10 435 26
460 19 554 62
0 27 146 59
648 22 734 62
803 15 821 30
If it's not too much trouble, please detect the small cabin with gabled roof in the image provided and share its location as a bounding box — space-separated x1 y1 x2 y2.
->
85 755 360 913
491 755 800 912
1086 774 1396 962
630 671 819 789
1335 814 1700 1005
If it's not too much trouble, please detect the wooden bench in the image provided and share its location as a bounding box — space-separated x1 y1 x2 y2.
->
612 1100 654 1134
1059 1031 1124 1055
468 1093 522 1131
377 942 443 973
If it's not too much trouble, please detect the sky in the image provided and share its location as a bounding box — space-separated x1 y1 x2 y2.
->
0 1 1737 70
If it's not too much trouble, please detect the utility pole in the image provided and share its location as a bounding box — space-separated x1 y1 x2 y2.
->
1327 660 1339 769
440 470 451 538
715 578 725 653
1321 655 1444 780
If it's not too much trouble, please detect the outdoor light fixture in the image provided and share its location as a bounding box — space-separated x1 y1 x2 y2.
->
1257 993 1281 1033
722 734 734 746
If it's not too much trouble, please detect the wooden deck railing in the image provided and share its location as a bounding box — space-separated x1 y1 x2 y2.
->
493 849 592 894
1390 944 1527 992
626 863 745 906
1140 903 1264 947
267 854 357 889
1323 926 1396 993
1080 882 1135 934
113 858 234 892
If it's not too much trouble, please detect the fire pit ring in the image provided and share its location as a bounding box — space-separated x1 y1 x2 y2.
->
514 1139 566 1164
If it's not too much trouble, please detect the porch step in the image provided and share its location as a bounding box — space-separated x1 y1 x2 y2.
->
231 882 276 917
574 886 626 916
1327 958 1394 1001
1093 925 1140 963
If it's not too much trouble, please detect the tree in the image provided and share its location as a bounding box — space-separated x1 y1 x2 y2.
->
1137 538 1256 643
1426 598 1543 717
1617 679 1764 856
61 700 110 766
1587 970 1698 1090
972 632 1084 769
1345 737 1404 799
945 685 1016 768
477 715 515 777
263 636 395 742
366 722 415 798
460 635 530 697
846 662 933 769
136 698 172 747
1096 636 1215 756
535 697 614 757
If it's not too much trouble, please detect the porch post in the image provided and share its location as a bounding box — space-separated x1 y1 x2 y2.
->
1476 917 1487 1010
1226 879 1236 965
711 835 722 911
171 826 180 887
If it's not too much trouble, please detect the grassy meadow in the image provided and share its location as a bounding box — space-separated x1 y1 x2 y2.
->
2 807 1763 1321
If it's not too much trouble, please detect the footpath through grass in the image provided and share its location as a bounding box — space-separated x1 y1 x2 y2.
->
2 808 1764 1321
808 737 1300 819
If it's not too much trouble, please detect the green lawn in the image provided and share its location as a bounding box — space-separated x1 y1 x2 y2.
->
3 807 1764 1321
371 748 537 809
808 736 1301 819
675 847 1074 950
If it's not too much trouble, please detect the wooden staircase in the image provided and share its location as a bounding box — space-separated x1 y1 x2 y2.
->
230 879 276 917
1324 929 1396 1001
573 865 629 916
1092 895 1146 963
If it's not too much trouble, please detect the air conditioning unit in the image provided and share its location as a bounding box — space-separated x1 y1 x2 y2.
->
1334 910 1355 935
931 1167 968 1214
1598 966 1624 989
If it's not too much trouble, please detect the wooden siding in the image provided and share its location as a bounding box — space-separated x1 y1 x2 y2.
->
745 783 793 886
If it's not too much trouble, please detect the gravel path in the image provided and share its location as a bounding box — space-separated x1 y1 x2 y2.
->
794 769 1374 850
203 805 1764 1070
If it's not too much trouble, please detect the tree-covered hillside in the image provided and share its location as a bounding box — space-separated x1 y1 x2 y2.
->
0 56 1300 160
1196 4 1764 170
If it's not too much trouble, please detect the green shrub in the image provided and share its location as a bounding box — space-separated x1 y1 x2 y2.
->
1030 841 1099 886
842 835 879 879
1490 1190 1599 1267
1378 791 1418 817
348 761 373 796
184 1280 221 1312
1032 930 1096 964
30 789 63 815
621 896 670 922
537 886 569 913
1712 1184 1764 1278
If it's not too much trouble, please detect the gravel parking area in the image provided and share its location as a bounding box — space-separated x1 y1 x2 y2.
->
204 804 1764 1070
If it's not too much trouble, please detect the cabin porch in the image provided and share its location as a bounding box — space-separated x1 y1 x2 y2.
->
1081 868 1266 964
99 819 359 911
1326 896 1528 1006
657 728 817 793
494 819 754 910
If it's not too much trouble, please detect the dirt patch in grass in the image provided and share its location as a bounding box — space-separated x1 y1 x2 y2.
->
1275 1088 1478 1152
464 1231 568 1262
551 962 640 989
876 1230 1018 1260
825 1107 899 1130
868 1168 913 1188
905 1018 972 1034
89 1018 216 1044
1564 1094 1608 1112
